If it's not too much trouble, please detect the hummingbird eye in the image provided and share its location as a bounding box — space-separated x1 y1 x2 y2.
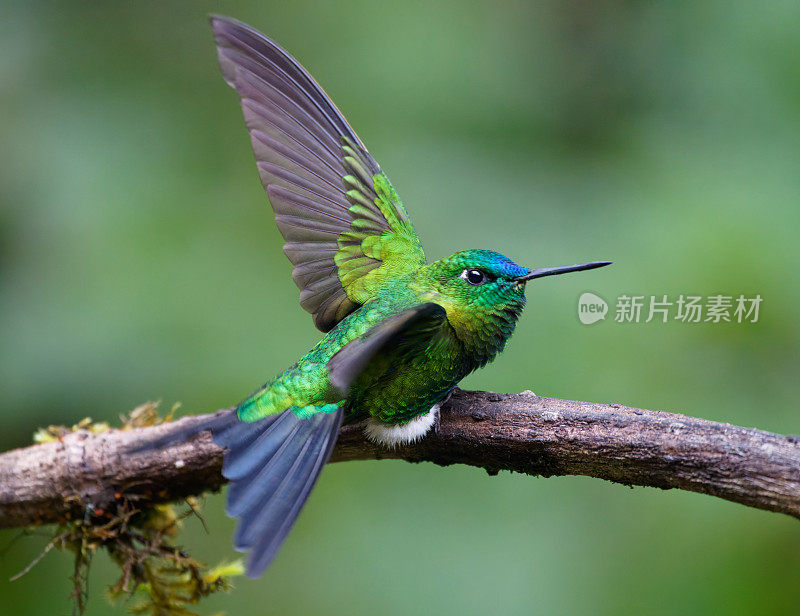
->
460 268 491 285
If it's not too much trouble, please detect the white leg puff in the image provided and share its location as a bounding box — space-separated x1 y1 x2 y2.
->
364 405 440 448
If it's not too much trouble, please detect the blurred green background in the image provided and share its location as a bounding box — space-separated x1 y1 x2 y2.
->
2 1 799 614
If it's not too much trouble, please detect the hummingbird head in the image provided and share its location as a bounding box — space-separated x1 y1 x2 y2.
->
415 250 610 367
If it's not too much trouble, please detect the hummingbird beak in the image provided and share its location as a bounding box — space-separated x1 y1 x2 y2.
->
514 260 612 283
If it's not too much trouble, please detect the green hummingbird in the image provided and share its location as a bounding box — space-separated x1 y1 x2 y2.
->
143 15 610 578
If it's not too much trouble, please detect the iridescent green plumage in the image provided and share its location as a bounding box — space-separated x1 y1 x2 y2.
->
237 249 530 428
139 16 610 578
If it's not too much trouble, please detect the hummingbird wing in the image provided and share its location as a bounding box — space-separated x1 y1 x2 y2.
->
212 16 426 332
326 303 448 398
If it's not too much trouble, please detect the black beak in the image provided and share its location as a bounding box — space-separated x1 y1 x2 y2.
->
514 260 612 282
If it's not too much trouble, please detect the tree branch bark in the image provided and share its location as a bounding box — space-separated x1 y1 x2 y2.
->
1 388 798 529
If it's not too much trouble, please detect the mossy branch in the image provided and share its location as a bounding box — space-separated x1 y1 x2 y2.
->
1 388 799 530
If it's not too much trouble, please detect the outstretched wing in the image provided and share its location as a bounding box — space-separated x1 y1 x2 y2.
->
212 16 426 332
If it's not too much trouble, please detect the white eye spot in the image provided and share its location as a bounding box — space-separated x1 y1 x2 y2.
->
460 269 488 285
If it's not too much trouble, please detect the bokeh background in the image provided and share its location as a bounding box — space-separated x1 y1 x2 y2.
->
2 1 799 614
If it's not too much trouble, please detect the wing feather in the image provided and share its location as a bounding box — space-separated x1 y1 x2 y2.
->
326 303 448 398
212 16 425 331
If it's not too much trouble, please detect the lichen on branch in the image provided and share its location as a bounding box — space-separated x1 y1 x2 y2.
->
6 404 243 616
2 390 799 613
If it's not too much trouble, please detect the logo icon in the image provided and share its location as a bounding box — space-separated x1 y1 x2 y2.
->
578 292 608 325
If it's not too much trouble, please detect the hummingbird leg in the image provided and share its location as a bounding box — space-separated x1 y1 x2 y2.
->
434 388 459 435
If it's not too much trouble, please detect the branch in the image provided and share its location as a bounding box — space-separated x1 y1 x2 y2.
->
1 389 799 529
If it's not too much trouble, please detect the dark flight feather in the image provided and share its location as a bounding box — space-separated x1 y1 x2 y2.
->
211 16 424 332
327 303 448 398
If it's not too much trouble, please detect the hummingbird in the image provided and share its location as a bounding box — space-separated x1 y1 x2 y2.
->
140 15 610 579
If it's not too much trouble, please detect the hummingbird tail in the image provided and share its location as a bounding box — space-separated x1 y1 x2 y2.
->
129 405 342 578
217 406 343 578
127 409 239 453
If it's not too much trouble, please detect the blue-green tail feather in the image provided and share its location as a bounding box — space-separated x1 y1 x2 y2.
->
129 404 342 578
213 406 343 578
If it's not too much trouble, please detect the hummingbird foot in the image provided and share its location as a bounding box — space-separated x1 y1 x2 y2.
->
364 405 439 448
